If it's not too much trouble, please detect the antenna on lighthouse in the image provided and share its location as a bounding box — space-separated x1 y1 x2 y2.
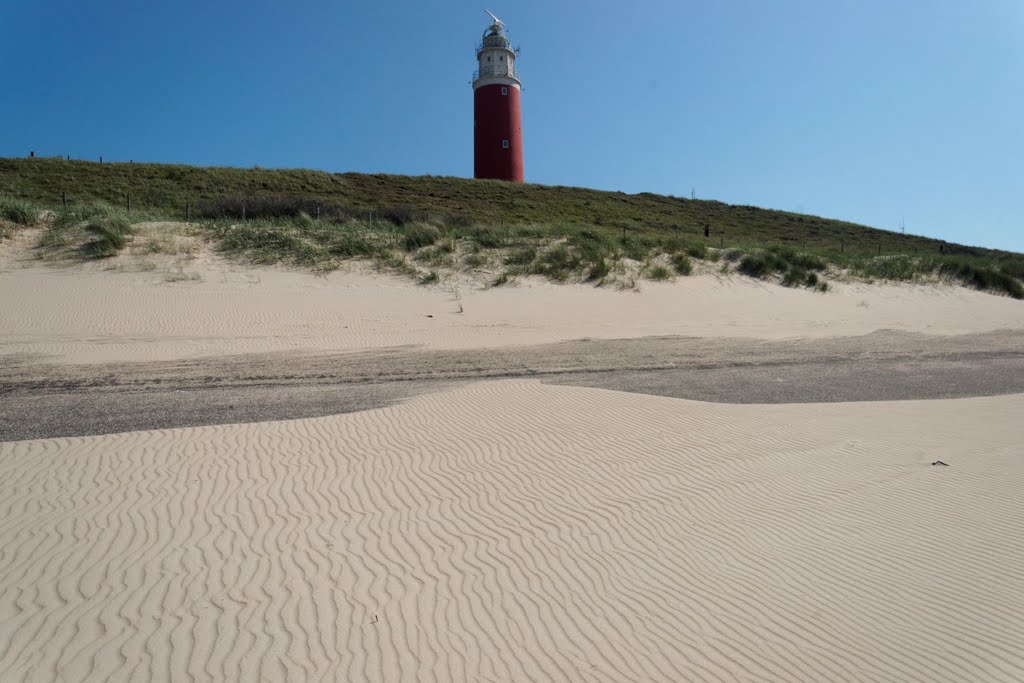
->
485 9 504 28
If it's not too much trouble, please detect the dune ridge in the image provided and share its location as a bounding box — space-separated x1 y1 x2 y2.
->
2 381 1022 681
2 249 1023 364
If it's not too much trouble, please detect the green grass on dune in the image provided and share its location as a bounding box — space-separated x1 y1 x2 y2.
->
2 157 1022 297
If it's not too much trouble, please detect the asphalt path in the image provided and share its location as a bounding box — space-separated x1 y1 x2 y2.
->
2 330 1023 441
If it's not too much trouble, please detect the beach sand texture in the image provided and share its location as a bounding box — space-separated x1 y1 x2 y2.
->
2 253 1022 364
2 380 1022 682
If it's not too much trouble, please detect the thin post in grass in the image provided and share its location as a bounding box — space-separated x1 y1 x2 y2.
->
61 191 67 208
185 200 190 222
720 234 724 248
877 243 881 256
316 205 320 220
242 203 246 222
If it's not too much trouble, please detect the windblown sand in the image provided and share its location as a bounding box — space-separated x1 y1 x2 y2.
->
3 240 1023 680
2 381 1022 681
1 252 1021 363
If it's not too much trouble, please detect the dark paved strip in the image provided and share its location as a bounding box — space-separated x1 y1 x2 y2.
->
2 329 1023 441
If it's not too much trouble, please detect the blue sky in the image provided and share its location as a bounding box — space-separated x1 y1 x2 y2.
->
2 0 1022 251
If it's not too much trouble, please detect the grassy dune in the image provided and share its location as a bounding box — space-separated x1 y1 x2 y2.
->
2 157 1022 296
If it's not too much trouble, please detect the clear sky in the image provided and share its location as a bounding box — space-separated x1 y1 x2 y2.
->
2 0 1022 251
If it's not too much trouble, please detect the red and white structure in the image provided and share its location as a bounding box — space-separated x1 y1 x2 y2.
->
473 12 524 183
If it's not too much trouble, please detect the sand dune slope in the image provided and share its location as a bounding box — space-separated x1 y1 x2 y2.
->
1 382 1023 681
2 257 1022 363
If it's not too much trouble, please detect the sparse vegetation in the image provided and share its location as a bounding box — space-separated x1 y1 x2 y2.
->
463 252 489 270
939 260 1023 298
645 263 672 280
0 196 36 226
685 243 707 260
587 257 610 282
1 159 1021 297
83 213 134 258
504 245 537 266
532 244 581 282
403 222 441 251
670 253 693 276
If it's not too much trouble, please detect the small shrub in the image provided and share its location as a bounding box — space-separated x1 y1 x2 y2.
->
645 264 672 280
420 270 440 285
670 253 693 275
781 267 807 287
83 214 134 258
0 197 36 225
403 222 441 251
569 231 613 264
854 255 921 281
739 253 769 277
532 244 581 281
685 243 707 260
740 250 790 279
939 261 1023 299
620 237 654 262
723 248 744 262
791 252 827 271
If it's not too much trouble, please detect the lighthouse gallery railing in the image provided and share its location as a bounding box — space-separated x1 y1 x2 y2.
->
472 65 520 81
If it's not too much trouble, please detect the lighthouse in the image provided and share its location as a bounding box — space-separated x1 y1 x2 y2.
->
473 11 524 183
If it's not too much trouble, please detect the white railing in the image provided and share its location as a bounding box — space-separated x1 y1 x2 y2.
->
472 66 519 81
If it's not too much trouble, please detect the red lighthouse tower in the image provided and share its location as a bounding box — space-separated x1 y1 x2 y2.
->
473 11 524 183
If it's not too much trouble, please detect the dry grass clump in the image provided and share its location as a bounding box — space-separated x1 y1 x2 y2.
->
0 197 37 226
83 214 134 258
35 205 135 260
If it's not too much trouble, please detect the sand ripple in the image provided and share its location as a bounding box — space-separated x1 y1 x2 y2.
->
2 381 1023 681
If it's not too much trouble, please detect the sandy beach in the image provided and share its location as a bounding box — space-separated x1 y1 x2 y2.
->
2 245 1024 681
1 235 1021 364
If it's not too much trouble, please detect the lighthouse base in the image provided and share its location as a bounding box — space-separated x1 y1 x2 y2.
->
474 84 524 183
